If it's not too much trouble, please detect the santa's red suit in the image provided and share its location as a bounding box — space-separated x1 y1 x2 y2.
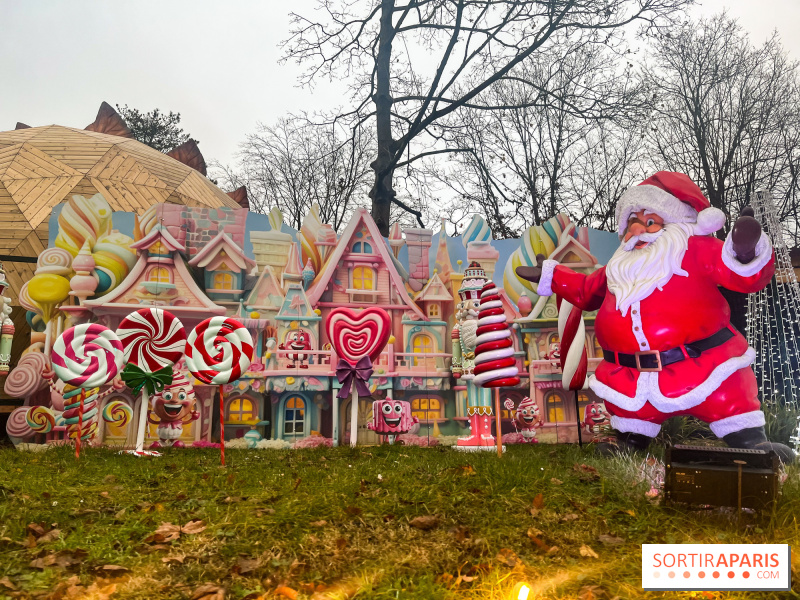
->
535 174 775 440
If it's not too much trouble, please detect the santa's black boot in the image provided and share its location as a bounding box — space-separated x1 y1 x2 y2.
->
595 431 653 456
723 426 795 464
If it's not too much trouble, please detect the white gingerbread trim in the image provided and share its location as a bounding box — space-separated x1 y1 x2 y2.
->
721 231 772 278
610 415 661 437
535 259 558 297
616 185 698 235
588 347 756 413
709 410 765 438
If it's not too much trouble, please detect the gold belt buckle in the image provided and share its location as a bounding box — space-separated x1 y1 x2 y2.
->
634 350 662 372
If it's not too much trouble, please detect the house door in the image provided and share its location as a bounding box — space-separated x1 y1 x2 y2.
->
341 399 380 445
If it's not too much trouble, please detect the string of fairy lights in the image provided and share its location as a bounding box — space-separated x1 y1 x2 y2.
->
745 191 800 451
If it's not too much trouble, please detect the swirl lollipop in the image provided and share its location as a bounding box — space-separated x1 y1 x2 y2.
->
118 308 186 455
185 317 253 465
51 324 123 457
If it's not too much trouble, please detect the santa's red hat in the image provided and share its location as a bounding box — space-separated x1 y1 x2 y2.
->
615 171 725 237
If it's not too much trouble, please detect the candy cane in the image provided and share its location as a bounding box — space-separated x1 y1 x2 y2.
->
556 297 588 446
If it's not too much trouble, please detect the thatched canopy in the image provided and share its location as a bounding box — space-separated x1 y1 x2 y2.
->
0 104 240 302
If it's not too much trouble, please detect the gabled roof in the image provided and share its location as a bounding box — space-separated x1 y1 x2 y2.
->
130 224 185 253
188 231 256 271
414 271 453 302
277 283 320 322
549 223 598 266
306 208 427 321
245 265 285 311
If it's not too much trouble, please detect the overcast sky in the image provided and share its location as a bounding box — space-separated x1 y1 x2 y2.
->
1 0 798 169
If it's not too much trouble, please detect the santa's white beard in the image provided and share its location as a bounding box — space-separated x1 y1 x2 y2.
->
606 223 694 316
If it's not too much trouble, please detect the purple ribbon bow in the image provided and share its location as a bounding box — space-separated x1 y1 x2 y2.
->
336 356 373 399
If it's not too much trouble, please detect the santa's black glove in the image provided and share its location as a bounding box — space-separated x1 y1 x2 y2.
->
730 206 762 264
516 254 548 283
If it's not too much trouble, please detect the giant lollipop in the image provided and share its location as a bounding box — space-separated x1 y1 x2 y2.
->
185 317 253 465
51 324 124 457
326 307 391 447
118 308 186 455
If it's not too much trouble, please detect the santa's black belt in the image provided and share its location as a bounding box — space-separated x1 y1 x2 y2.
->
602 328 734 373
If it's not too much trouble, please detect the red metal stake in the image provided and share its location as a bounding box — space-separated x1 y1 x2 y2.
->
219 385 225 466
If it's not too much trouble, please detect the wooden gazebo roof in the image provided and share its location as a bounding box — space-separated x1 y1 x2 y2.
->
0 104 240 301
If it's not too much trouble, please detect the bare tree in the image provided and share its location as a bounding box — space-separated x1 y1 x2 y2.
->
427 40 647 237
283 0 691 236
644 13 800 238
211 116 372 231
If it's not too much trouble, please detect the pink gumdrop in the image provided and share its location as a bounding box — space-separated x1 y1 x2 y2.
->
517 293 532 317
368 399 415 434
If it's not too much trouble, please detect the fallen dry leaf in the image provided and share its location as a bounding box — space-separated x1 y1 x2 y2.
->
310 520 328 527
532 493 545 509
450 525 471 542
37 529 61 544
0 577 16 590
335 537 348 552
181 520 207 534
598 534 625 546
100 564 130 575
26 523 45 538
573 464 600 481
144 523 181 543
495 548 519 568
162 555 186 565
191 583 225 600
233 556 261 575
30 549 87 570
547 546 560 555
561 513 580 522
275 585 298 599
526 528 547 549
550 477 563 485
580 544 600 559
409 515 440 530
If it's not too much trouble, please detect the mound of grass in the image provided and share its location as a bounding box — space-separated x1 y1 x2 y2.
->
0 444 797 599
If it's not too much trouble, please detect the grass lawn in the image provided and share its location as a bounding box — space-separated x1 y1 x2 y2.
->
0 443 797 600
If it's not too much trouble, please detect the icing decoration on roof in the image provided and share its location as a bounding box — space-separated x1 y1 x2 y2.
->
461 214 492 248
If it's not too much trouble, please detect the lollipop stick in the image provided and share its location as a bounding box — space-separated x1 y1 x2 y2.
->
332 392 339 447
494 388 503 458
574 390 583 448
350 384 358 447
135 390 150 453
44 320 52 360
219 385 226 466
75 387 85 460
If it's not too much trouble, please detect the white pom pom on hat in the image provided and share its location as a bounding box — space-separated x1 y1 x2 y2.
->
615 171 726 236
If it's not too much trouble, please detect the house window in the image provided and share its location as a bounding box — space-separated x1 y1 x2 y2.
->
352 266 374 290
411 397 444 420
284 395 305 436
214 272 234 290
578 392 591 420
428 304 440 318
412 333 433 365
548 333 560 345
352 241 373 253
593 335 603 358
545 392 565 423
149 241 168 255
148 267 170 283
228 397 257 422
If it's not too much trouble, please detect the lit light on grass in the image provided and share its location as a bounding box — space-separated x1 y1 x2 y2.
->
512 582 531 600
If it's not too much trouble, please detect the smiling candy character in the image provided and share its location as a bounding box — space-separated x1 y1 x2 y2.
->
148 370 199 448
367 398 417 434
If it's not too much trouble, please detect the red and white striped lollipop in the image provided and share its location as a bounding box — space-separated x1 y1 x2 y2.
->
117 308 186 370
51 323 124 388
185 317 253 384
557 298 588 391
473 281 520 388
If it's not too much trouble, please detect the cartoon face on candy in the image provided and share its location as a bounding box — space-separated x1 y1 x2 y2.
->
367 399 417 434
147 371 199 447
582 401 611 435
514 397 542 431
280 329 311 368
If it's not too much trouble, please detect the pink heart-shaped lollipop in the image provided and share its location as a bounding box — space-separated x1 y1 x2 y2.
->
326 307 392 366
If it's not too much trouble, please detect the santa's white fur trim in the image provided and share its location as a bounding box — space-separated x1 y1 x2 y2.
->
616 185 699 235
535 260 557 297
589 347 756 413
610 415 661 437
721 231 772 277
709 410 765 438
694 207 726 235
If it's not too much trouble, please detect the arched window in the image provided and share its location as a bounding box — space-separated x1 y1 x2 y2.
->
148 267 170 283
545 392 565 423
284 396 305 436
214 272 234 290
352 266 374 290
411 397 443 420
352 241 373 253
228 397 257 422
578 392 591 420
548 333 560 345
412 333 433 366
593 335 603 358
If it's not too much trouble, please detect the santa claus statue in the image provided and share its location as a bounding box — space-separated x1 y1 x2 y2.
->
517 171 794 462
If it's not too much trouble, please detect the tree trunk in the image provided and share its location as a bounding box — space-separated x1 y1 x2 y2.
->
369 0 396 237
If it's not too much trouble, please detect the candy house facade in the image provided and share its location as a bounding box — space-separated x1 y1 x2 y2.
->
4 187 618 447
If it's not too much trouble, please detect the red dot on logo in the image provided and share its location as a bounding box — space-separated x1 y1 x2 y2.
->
712 571 720 578
699 571 706 579
683 571 690 578
743 571 750 579
728 571 735 579
668 571 676 579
